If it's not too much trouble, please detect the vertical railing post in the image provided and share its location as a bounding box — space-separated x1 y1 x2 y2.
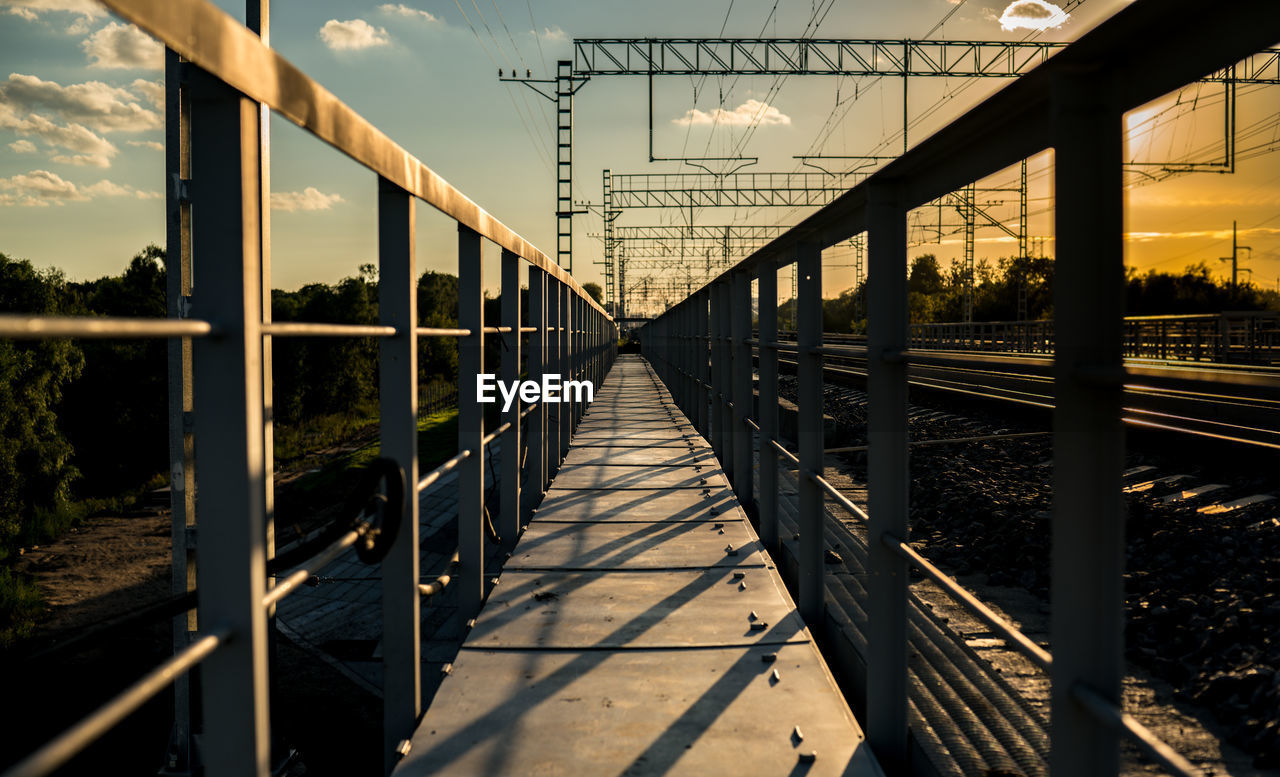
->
866 182 910 771
500 250 521 551
758 264 779 553
709 286 722 460
188 71 270 777
796 244 824 625
560 284 572 458
731 271 753 507
457 226 485 622
1050 71 1125 777
377 178 419 773
526 268 546 512
547 280 561 478
699 291 711 438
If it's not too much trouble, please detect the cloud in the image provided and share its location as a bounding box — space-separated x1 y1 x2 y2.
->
0 170 160 206
82 21 164 69
534 26 566 42
2 0 105 21
379 3 439 22
8 139 36 153
126 139 163 151
271 187 344 212
997 0 1069 31
0 111 118 167
1125 227 1280 243
672 99 791 127
0 73 162 132
129 78 164 108
319 19 390 50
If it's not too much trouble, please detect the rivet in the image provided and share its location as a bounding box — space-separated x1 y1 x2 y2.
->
713 523 725 529
798 751 817 764
396 739 412 756
771 668 781 683
739 581 748 590
792 725 804 742
732 571 745 580
762 652 777 663
442 663 453 675
725 544 738 556
750 621 768 631
748 610 759 621
466 618 476 629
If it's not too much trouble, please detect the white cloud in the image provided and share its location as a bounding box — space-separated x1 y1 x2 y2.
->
997 0 1069 31
0 170 158 206
533 26 566 42
0 111 118 167
2 0 105 21
672 99 791 127
271 187 344 212
129 78 163 108
127 139 163 151
82 21 164 70
0 73 162 132
319 19 390 51
379 4 439 22
8 139 36 153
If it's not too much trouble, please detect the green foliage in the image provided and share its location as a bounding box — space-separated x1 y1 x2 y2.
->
582 282 604 306
0 566 43 648
0 253 83 559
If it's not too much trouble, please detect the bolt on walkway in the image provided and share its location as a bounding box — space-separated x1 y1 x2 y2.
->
393 355 881 776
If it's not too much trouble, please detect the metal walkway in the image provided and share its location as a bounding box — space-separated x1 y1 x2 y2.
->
393 355 882 776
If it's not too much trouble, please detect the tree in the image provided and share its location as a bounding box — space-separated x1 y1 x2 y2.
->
908 254 945 295
0 253 83 557
582 282 604 306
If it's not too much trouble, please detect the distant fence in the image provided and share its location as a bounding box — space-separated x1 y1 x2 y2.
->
908 311 1280 365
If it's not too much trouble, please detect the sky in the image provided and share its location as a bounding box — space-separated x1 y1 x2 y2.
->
1 0 1278 309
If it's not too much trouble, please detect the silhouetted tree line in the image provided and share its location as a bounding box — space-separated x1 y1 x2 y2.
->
784 254 1280 333
0 246 478 559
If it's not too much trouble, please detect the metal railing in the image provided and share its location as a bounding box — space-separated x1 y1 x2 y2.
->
0 1 615 775
641 2 1280 775
908 312 1280 364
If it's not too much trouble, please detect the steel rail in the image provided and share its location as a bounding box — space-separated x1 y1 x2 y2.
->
1 630 227 777
416 327 472 337
260 322 398 338
0 315 213 340
419 552 461 598
1072 683 1203 777
416 450 471 494
98 0 609 319
263 529 363 609
881 533 1054 672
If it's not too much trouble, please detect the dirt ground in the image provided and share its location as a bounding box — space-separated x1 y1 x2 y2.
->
1 510 382 777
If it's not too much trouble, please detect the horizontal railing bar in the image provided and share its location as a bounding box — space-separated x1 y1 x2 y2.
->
771 438 800 466
807 471 870 523
417 450 470 494
483 326 514 334
0 315 213 340
100 0 609 320
263 529 362 609
744 417 760 431
420 551 460 598
519 326 539 333
261 322 397 338
520 402 538 419
417 327 472 337
482 422 513 447
881 532 1053 671
824 431 1050 454
1071 682 1203 777
2 629 226 777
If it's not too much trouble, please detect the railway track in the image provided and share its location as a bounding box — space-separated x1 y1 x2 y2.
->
770 335 1280 449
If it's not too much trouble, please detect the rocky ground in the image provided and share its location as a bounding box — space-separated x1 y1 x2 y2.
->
779 375 1280 769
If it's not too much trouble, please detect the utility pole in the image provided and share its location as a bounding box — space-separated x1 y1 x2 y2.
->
1219 220 1252 295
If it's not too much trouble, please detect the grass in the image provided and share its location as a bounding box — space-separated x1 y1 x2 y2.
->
0 566 43 649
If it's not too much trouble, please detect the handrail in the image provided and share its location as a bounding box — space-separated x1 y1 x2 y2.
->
417 450 471 494
99 0 610 320
2 630 227 777
1072 683 1203 777
0 315 214 339
261 322 398 338
263 529 363 609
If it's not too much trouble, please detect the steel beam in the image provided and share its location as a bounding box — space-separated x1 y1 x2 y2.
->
731 271 753 507
500 250 521 551
188 71 269 777
457 226 485 622
1049 71 1126 777
377 177 419 773
865 182 910 772
757 265 779 553
795 243 824 626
